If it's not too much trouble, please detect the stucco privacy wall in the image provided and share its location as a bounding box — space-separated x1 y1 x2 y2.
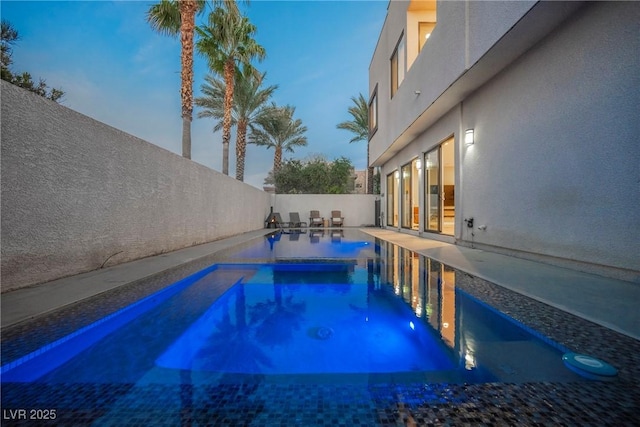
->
273 194 378 227
1 81 270 291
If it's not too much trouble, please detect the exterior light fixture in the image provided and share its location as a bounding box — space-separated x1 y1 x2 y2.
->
414 90 421 95
415 158 421 170
465 129 475 145
394 170 399 179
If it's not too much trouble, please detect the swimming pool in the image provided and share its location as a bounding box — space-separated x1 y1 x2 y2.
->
7 229 628 425
1 230 579 386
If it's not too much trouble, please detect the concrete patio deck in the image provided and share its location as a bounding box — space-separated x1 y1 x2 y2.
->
2 227 638 342
1 229 272 329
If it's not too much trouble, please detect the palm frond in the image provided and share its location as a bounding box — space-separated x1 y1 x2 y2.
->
249 104 307 151
146 0 181 36
196 6 265 75
336 92 369 143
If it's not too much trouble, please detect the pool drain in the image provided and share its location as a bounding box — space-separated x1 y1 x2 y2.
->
308 326 334 340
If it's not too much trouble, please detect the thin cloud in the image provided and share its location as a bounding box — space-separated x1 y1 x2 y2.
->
1 0 387 190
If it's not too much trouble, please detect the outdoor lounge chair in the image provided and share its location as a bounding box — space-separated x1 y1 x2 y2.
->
289 212 308 229
272 212 291 230
330 210 344 227
309 210 324 228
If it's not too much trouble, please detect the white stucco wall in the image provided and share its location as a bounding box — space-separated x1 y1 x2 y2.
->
1 81 271 291
369 0 536 165
460 2 640 274
373 2 640 280
466 0 536 66
273 194 378 227
381 106 460 235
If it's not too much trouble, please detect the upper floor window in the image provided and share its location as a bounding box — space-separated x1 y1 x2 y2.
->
390 33 405 98
369 85 378 137
418 22 436 52
407 0 437 69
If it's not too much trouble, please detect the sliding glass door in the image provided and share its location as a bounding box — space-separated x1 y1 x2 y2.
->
400 158 421 230
386 172 398 227
425 148 440 232
401 163 412 228
424 137 455 234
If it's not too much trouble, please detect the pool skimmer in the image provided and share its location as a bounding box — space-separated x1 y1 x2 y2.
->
562 353 618 381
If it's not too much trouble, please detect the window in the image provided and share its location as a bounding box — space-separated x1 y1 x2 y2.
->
369 86 378 137
424 148 440 232
418 22 436 52
406 1 437 69
424 137 455 235
390 33 405 98
401 163 412 228
386 172 398 227
401 158 421 230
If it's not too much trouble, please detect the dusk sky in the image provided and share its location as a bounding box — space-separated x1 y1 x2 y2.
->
1 0 388 189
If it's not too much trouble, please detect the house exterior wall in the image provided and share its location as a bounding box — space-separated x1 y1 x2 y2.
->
369 0 537 165
381 106 460 235
1 81 271 291
370 1 640 281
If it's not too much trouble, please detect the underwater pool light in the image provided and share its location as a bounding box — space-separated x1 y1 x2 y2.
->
409 321 415 330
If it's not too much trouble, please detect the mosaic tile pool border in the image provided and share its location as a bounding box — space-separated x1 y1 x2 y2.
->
2 236 640 426
2 378 638 426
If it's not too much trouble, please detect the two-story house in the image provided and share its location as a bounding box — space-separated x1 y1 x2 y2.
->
369 1 639 281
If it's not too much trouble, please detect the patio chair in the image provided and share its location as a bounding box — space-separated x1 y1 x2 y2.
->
330 210 344 227
309 210 324 228
272 212 291 231
289 212 308 229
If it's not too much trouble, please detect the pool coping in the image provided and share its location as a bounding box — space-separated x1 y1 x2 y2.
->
0 229 274 329
360 228 640 341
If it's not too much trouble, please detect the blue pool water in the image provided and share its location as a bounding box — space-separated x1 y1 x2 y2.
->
156 265 455 375
1 230 579 386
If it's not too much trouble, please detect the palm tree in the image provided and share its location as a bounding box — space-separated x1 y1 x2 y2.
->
337 93 374 194
196 7 265 175
147 0 209 160
195 68 277 181
249 104 308 174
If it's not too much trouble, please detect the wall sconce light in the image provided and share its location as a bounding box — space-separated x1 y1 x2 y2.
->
394 170 399 179
415 158 421 170
414 90 421 95
465 129 475 145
